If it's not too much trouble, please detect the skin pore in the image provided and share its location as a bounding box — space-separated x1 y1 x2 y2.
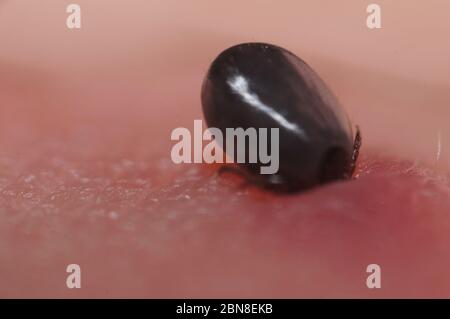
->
0 0 449 297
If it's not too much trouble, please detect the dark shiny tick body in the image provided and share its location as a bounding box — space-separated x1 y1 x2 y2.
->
201 43 361 192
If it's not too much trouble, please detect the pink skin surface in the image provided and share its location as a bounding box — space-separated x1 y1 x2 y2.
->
0 1 450 298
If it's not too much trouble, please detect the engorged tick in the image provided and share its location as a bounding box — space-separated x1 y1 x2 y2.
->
201 42 361 192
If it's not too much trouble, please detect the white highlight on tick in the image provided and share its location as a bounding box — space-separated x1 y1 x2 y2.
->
227 75 306 138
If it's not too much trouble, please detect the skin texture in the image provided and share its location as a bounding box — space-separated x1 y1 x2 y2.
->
0 0 450 298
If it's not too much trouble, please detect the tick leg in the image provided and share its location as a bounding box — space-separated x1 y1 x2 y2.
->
349 125 362 177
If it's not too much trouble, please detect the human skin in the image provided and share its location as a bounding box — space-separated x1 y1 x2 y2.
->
0 0 449 298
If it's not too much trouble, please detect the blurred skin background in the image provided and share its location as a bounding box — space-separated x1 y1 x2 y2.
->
0 0 449 297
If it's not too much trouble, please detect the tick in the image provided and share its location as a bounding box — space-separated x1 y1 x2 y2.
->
201 42 361 192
